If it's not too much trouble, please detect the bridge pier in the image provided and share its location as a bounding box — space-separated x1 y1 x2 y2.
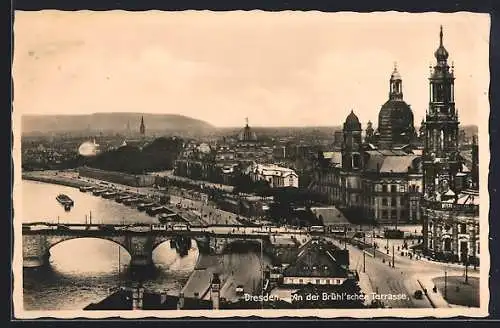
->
23 235 49 268
129 254 154 267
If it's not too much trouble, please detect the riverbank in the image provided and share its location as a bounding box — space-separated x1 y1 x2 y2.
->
22 171 91 189
21 170 253 227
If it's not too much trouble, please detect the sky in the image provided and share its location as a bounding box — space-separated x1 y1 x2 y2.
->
13 11 490 128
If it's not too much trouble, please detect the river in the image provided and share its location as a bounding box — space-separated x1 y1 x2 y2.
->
21 180 267 311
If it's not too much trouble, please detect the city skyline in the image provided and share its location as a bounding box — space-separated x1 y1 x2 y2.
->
13 11 489 128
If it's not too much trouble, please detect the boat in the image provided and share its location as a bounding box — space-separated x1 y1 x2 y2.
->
92 189 107 196
137 202 155 211
101 191 118 199
146 206 167 216
158 195 170 205
158 213 177 224
123 197 141 206
115 194 132 203
79 186 94 192
56 194 74 207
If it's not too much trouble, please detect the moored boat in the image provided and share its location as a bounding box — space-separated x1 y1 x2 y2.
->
146 206 167 216
137 202 155 211
56 194 74 207
123 197 141 206
79 186 94 192
102 191 118 199
92 189 107 196
158 213 177 224
115 194 132 203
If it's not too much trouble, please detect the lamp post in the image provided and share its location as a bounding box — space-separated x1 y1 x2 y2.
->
392 244 395 268
471 223 478 270
444 269 448 300
372 224 376 258
363 232 366 272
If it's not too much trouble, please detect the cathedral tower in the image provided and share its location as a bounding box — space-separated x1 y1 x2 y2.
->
342 110 363 171
422 26 461 200
365 120 374 144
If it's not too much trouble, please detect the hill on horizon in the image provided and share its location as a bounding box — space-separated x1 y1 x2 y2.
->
21 113 215 136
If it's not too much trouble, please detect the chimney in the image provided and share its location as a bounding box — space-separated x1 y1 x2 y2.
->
177 292 185 310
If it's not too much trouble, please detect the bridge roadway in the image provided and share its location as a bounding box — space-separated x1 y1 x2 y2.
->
22 222 308 268
22 222 307 237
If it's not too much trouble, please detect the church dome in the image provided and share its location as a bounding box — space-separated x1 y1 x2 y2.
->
238 118 257 142
343 110 362 131
434 45 449 61
378 100 416 148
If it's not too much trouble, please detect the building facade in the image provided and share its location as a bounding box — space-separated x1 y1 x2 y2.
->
309 66 424 225
248 163 299 188
421 27 480 265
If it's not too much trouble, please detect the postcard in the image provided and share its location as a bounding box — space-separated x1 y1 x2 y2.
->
12 10 490 318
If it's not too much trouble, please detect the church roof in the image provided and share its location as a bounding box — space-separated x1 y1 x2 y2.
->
343 110 361 131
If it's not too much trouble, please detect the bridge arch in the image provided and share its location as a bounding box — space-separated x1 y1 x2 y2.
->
46 235 132 259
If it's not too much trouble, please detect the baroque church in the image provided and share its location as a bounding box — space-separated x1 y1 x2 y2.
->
310 27 477 227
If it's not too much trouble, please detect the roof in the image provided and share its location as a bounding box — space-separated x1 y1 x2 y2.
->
253 164 298 177
457 191 480 206
322 152 335 159
343 110 361 131
379 155 420 173
364 151 421 173
322 151 342 167
311 207 349 225
283 243 349 278
271 236 298 247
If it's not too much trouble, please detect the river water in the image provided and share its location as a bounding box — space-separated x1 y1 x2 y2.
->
21 180 266 311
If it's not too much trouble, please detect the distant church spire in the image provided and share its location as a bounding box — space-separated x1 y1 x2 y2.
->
140 116 146 136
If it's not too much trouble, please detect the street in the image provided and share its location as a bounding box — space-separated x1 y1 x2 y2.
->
327 234 480 308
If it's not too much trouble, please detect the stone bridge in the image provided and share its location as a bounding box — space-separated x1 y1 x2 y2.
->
22 223 272 268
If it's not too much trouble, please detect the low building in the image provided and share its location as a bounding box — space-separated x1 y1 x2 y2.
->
248 163 299 188
282 240 352 286
423 189 480 264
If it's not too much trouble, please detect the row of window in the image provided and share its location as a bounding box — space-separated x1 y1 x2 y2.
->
294 278 343 285
374 184 406 193
428 222 476 235
428 240 480 254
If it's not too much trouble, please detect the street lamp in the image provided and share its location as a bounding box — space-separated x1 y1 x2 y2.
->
363 233 366 273
444 268 448 300
392 244 395 268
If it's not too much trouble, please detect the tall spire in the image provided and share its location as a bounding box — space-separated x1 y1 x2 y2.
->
434 25 449 62
140 116 145 135
439 25 443 46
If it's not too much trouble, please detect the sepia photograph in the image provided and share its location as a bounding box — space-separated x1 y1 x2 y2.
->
12 10 490 318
